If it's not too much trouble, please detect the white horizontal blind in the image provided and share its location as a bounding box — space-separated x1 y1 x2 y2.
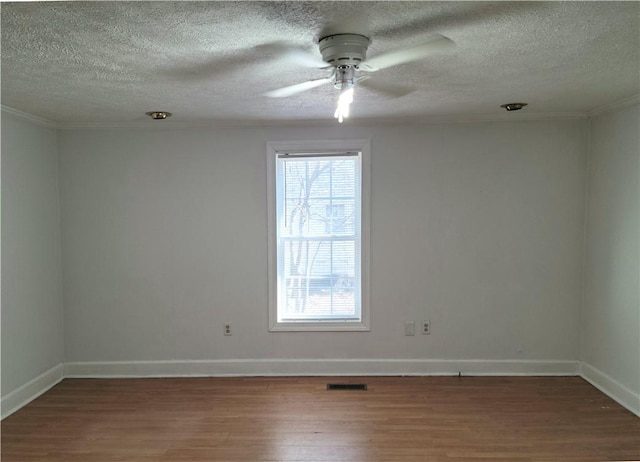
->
275 152 362 322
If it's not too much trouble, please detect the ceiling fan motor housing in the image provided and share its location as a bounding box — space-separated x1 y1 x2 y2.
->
319 34 370 67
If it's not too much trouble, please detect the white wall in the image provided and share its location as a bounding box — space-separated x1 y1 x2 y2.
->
1 112 64 397
58 119 587 366
582 103 640 413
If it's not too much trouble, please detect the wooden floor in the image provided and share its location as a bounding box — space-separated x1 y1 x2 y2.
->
2 376 639 461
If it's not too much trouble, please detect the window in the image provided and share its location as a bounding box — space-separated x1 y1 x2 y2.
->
325 204 346 234
267 140 370 331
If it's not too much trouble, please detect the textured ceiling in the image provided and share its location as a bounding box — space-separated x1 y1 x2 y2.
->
1 1 639 126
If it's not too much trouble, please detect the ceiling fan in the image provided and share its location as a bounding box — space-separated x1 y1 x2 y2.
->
264 33 455 122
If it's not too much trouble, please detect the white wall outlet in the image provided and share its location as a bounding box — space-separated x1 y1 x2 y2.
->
422 320 431 335
405 321 415 336
224 323 232 336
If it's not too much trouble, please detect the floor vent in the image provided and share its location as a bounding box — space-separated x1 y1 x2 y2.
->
327 383 367 391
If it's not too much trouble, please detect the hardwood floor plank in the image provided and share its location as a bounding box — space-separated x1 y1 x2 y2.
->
2 376 638 461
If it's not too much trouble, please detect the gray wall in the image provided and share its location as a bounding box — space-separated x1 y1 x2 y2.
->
582 104 640 401
1 112 64 395
57 120 587 363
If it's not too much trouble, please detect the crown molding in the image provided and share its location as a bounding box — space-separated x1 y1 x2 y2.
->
1 105 58 128
587 94 640 118
1 105 590 130
366 111 588 127
56 112 588 130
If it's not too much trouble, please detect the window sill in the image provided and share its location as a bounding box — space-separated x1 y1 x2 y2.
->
269 321 370 332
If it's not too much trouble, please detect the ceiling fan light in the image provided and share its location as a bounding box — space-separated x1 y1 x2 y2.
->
334 87 354 123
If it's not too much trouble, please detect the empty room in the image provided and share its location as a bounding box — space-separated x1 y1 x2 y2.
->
1 1 639 461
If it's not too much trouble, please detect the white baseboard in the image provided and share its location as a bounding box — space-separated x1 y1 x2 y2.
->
11 361 640 420
580 362 640 418
4 360 637 426
64 358 580 378
0 359 583 418
1 363 64 420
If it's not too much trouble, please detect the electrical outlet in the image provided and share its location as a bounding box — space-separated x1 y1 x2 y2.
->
224 323 232 336
405 321 415 336
422 320 431 335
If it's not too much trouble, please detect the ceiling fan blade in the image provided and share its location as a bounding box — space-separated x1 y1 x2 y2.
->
358 77 414 98
265 77 333 98
254 42 329 68
359 35 455 72
280 48 330 68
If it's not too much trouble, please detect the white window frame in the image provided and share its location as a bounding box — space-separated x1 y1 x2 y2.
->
267 139 371 332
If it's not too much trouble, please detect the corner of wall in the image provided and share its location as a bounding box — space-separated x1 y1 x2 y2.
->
1 109 66 414
53 127 66 366
578 116 593 363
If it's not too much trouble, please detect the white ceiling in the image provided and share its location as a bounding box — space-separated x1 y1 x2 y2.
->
1 1 639 127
